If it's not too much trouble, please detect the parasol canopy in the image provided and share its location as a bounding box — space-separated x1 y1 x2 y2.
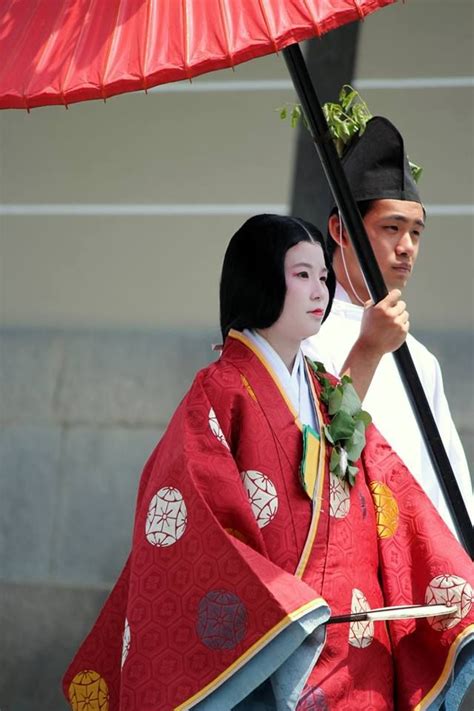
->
0 0 395 110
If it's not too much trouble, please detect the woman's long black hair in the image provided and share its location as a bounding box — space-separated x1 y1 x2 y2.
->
220 214 335 340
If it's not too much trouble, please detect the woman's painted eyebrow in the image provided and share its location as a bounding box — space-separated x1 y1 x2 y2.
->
291 262 312 269
291 262 328 273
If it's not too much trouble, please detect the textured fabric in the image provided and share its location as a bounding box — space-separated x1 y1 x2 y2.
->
63 331 474 710
303 284 473 536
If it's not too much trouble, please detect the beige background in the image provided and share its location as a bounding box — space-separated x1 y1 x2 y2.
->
1 0 473 332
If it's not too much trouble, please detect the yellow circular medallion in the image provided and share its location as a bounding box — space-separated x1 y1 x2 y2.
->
369 481 399 538
68 670 109 711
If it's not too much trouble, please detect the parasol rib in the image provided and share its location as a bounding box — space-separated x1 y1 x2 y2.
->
139 0 153 91
100 0 125 100
257 0 279 54
58 0 96 107
351 0 366 21
217 0 235 68
181 0 192 80
298 0 323 37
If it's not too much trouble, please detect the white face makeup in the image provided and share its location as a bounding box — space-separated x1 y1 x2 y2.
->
257 241 329 368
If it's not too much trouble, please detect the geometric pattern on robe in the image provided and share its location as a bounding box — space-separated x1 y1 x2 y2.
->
362 434 474 709
63 330 474 711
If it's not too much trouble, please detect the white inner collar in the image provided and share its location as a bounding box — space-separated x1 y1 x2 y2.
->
243 329 317 429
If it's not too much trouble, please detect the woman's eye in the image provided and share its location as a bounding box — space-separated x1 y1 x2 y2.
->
320 276 327 283
297 271 309 278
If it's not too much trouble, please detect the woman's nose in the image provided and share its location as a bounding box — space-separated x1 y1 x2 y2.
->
311 281 324 300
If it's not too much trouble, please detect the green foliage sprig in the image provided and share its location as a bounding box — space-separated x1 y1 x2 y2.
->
309 360 372 487
322 84 372 157
278 85 423 183
277 103 307 129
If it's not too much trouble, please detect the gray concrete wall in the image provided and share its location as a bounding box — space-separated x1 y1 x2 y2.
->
0 328 216 711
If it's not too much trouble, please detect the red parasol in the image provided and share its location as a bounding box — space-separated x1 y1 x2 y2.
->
0 0 395 110
1 0 471 553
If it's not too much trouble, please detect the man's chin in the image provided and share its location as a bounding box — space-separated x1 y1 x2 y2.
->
387 273 410 290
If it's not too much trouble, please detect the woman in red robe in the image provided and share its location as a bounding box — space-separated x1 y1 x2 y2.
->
64 214 473 711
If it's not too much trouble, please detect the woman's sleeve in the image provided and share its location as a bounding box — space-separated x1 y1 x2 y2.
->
63 368 330 711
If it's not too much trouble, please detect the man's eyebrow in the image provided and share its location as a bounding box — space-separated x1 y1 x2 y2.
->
383 214 425 228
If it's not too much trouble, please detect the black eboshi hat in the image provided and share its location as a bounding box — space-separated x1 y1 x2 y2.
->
341 116 422 205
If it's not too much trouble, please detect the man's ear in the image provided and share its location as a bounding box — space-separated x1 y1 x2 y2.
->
328 213 349 248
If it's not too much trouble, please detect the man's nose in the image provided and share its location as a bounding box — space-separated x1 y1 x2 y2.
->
396 231 415 255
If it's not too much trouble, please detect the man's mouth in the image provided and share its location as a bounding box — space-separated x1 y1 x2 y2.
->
392 263 411 273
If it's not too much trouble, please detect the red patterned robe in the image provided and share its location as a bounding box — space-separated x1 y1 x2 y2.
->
63 330 474 710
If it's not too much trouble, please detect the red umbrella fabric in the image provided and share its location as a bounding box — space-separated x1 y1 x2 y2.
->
0 0 395 110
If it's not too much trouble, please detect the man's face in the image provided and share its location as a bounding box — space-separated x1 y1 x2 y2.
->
363 199 425 290
332 199 425 301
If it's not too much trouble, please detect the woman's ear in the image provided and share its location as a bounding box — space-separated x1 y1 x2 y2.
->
328 213 348 248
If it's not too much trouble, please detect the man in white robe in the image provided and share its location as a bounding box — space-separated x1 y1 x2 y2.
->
303 117 472 535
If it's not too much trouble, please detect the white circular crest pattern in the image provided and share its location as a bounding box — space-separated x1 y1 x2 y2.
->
145 486 187 547
349 588 374 648
329 472 351 519
121 618 131 668
240 470 278 528
209 407 230 450
425 574 473 631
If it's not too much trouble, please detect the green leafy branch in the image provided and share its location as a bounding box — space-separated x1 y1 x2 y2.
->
309 360 372 487
277 103 308 129
322 84 372 157
278 84 423 183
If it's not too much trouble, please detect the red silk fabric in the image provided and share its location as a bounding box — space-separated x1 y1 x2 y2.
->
63 334 473 710
0 0 396 109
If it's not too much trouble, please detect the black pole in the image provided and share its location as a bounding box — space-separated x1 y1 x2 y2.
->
282 42 473 558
